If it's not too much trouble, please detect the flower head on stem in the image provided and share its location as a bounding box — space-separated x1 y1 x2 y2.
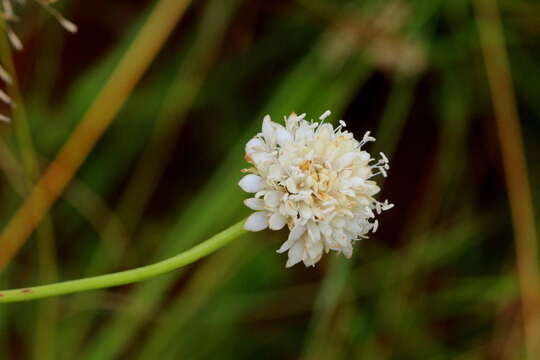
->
239 111 393 267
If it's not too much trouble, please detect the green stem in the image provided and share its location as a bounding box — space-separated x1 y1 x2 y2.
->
0 219 247 303
0 16 61 360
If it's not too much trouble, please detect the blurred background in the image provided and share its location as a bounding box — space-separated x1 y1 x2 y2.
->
0 0 539 358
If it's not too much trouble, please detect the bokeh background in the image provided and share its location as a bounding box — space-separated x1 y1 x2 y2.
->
0 0 539 359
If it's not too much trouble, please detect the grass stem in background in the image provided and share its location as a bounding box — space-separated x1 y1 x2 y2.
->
59 2 236 352
474 0 540 357
0 19 59 360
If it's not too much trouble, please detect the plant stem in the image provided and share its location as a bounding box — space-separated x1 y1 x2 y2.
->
0 219 247 303
0 17 60 360
474 0 540 357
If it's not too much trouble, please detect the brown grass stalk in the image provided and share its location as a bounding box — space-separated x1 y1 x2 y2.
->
474 0 540 357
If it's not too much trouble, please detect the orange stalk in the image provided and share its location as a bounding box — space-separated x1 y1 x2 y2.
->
474 0 540 357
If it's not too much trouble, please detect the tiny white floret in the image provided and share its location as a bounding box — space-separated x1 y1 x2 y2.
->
238 174 264 193
244 212 269 232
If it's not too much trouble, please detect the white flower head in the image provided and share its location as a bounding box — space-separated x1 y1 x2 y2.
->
239 111 393 268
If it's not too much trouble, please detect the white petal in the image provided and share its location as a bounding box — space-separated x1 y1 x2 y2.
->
342 245 353 258
269 213 286 230
303 256 316 267
285 178 298 193
244 198 264 211
331 217 345 228
277 224 305 253
345 221 362 234
276 125 293 146
359 151 371 162
334 231 349 247
244 211 268 232
264 191 281 208
285 113 300 129
251 151 273 165
319 221 332 237
295 125 313 141
307 221 321 243
300 205 313 220
286 240 304 268
334 152 358 170
262 115 275 144
306 240 323 260
348 177 365 187
239 174 264 193
245 138 265 154
268 164 285 178
289 223 305 242
277 239 295 254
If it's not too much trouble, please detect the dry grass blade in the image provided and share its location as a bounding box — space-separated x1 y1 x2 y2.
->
0 0 193 270
474 0 540 357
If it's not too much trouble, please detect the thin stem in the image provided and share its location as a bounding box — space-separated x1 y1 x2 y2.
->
474 0 540 357
0 219 247 303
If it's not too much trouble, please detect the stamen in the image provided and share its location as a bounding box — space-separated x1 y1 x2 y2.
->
333 119 348 133
359 131 376 147
319 110 331 121
34 0 77 33
0 88 11 104
7 27 22 50
0 65 12 85
372 219 379 233
382 201 394 211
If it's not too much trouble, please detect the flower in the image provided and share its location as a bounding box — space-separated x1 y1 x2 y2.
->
239 111 393 267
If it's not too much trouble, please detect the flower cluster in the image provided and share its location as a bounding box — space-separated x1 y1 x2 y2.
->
239 111 393 267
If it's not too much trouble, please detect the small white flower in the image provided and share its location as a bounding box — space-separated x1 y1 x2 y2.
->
239 111 393 268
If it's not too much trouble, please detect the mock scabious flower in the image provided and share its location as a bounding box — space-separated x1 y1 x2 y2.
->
239 111 393 267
